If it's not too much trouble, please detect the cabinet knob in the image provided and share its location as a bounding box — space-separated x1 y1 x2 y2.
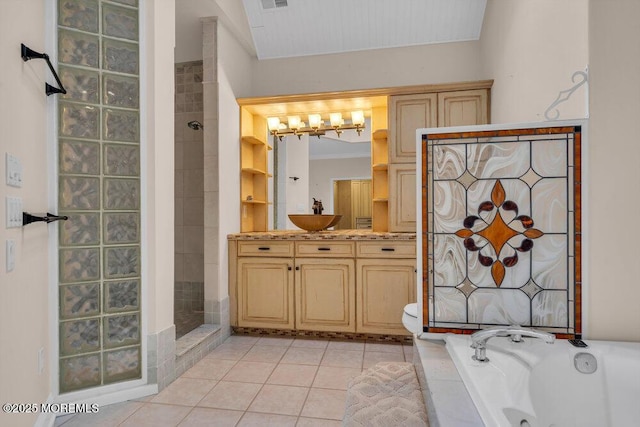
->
295 266 300 270
288 266 292 271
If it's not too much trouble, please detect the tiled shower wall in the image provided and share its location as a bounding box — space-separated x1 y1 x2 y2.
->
57 0 141 393
174 61 204 339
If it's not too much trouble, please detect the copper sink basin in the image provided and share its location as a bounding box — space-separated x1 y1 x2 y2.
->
288 214 342 232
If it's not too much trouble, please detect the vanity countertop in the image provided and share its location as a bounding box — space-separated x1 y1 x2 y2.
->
227 230 416 241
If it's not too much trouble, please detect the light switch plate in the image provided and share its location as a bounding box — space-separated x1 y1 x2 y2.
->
6 239 15 272
5 196 23 228
6 153 23 187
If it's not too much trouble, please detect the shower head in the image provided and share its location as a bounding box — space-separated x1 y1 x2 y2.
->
187 120 203 130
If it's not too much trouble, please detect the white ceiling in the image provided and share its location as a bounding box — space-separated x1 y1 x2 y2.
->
241 0 487 60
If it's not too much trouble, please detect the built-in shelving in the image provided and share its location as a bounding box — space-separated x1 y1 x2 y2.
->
371 108 389 232
240 109 270 232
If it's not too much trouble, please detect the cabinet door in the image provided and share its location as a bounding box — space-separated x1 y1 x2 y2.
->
389 164 416 232
295 258 355 332
437 89 489 127
237 258 294 329
356 259 416 335
389 93 437 163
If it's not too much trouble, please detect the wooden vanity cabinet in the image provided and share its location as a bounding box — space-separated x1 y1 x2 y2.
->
356 242 416 335
230 238 416 335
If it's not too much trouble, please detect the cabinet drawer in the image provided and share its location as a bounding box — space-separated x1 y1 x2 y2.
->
237 241 294 257
356 241 416 258
295 241 355 258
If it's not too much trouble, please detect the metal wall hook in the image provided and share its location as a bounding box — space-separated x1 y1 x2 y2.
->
23 212 69 226
21 43 67 96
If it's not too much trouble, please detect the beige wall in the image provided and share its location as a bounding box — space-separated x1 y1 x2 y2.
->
480 0 589 123
587 0 640 341
248 40 484 98
0 2 51 425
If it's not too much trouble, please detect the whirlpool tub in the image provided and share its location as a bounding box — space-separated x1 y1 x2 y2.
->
445 334 640 427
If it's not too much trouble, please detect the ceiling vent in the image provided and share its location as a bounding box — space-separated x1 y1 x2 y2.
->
261 0 288 10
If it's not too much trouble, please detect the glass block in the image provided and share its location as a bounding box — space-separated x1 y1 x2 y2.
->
102 3 138 41
59 176 100 210
58 29 99 67
59 248 100 283
103 38 138 75
59 66 99 104
103 73 139 108
59 103 99 139
103 346 141 384
60 213 100 246
104 313 139 348
104 246 140 279
104 144 139 176
59 353 101 392
104 280 139 312
104 212 139 244
104 178 139 210
59 282 100 319
58 0 99 32
60 318 100 355
59 139 100 175
104 108 139 142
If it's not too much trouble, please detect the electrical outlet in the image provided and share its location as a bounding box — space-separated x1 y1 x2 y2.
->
6 153 23 187
6 240 15 272
5 197 23 228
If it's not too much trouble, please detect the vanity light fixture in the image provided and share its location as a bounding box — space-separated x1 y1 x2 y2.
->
267 110 366 140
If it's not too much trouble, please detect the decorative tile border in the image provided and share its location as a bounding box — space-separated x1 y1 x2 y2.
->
231 327 413 344
228 231 417 241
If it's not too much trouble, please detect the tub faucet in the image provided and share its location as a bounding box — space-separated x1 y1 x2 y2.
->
470 326 555 362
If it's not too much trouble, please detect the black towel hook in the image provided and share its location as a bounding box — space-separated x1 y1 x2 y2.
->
21 43 67 96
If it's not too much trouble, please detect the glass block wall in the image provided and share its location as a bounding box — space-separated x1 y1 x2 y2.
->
422 125 582 338
57 0 141 393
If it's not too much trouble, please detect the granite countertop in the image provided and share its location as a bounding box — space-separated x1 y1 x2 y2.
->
227 230 416 241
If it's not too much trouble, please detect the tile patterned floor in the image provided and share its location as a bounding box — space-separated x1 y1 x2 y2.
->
55 335 414 427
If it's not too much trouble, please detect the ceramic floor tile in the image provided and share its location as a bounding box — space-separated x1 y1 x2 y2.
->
236 412 298 426
365 342 405 354
223 360 277 383
55 401 143 427
177 407 243 427
224 335 259 345
300 388 347 421
197 381 262 411
247 384 309 416
119 403 191 427
362 350 406 369
312 366 362 390
241 345 287 363
267 363 318 387
291 339 329 349
327 341 365 351
296 417 343 426
181 358 237 380
280 347 325 365
255 336 295 347
206 343 253 360
151 378 217 406
320 349 363 369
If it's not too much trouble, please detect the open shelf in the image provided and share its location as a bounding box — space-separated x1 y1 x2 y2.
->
241 167 267 175
372 163 388 171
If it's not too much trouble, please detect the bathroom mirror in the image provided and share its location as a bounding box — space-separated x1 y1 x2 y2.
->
272 127 372 230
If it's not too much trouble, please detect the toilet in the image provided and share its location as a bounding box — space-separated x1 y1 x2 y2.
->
402 303 420 334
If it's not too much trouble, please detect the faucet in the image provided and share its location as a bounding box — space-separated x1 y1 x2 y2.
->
312 198 324 215
470 325 555 362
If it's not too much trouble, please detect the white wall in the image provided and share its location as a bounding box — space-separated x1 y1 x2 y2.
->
309 157 372 214
480 0 589 123
0 2 51 425
284 135 310 229
587 0 640 341
144 0 176 338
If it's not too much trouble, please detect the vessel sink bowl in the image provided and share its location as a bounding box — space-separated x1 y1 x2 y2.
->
288 214 342 232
